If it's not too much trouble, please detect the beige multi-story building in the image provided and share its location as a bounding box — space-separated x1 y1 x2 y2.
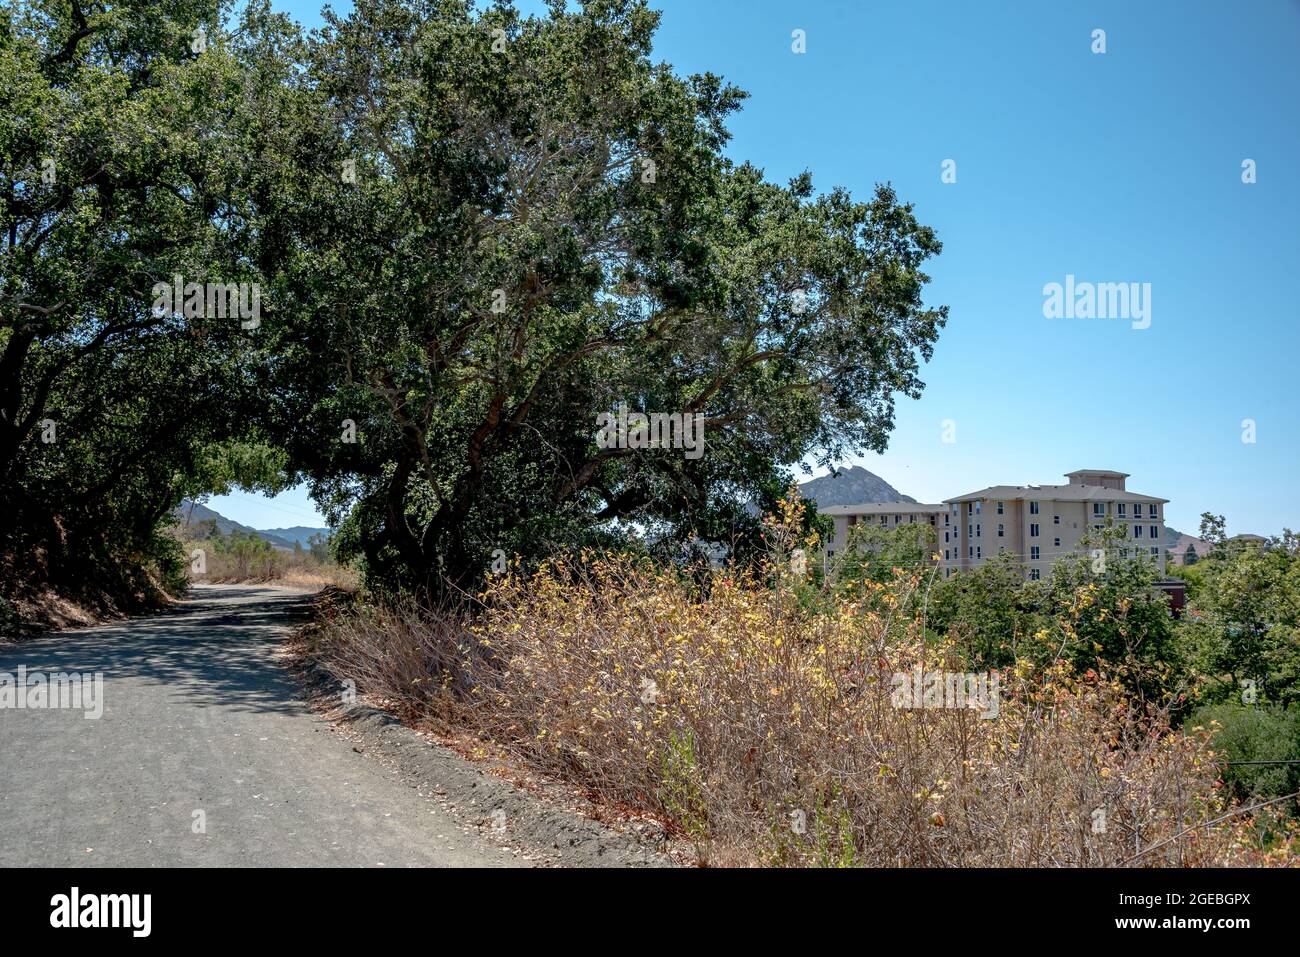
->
941 470 1167 580
819 502 948 560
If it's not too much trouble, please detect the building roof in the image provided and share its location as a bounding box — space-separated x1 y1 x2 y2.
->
1065 469 1130 479
819 502 946 516
944 484 1168 505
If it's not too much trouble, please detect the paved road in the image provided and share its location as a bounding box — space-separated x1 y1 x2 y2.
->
0 585 523 867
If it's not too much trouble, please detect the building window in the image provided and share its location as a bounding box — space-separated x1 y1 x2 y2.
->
909 514 916 523
997 501 1004 514
1150 525 1158 539
1030 568 1041 581
1149 504 1158 518
1054 537 1061 547
976 524 982 537
1030 523 1039 537
974 501 982 515
944 549 950 561
997 523 1004 537
1031 546 1040 560
968 546 973 558
894 515 901 525
968 524 973 538
1093 503 1105 517
976 546 981 559
1053 515 1060 525
848 516 857 526
1134 525 1143 539
1029 501 1039 515
944 513 950 525
1117 503 1126 517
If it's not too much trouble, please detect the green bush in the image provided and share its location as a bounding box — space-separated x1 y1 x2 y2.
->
1189 702 1300 808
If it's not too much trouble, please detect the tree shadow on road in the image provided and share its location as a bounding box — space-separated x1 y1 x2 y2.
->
0 586 318 717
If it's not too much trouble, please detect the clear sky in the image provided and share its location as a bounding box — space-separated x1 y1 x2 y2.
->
217 0 1300 536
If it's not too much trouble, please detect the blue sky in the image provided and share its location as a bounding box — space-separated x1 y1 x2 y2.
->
214 0 1300 536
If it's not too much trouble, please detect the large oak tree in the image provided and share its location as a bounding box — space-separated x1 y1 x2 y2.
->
0 0 293 610
250 0 948 596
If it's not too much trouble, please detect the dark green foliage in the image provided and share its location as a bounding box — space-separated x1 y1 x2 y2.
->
1189 702 1300 809
835 520 937 586
1179 530 1300 707
0 0 301 618
926 551 1040 669
924 528 1179 701
2 0 950 612
243 0 948 597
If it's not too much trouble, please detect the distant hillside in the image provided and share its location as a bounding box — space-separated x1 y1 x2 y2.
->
1161 525 1215 565
798 467 917 507
259 526 332 548
173 500 327 552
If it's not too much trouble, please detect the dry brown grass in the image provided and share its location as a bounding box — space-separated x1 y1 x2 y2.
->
191 563 360 591
179 537 359 591
304 547 1295 867
274 567 361 591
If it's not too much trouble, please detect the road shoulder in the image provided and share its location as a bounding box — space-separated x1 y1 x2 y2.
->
287 629 678 868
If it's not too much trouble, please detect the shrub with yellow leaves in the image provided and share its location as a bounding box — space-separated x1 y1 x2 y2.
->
308 531 1292 866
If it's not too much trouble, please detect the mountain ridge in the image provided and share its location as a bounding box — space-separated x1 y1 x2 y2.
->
258 526 332 548
173 500 329 551
797 466 917 508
